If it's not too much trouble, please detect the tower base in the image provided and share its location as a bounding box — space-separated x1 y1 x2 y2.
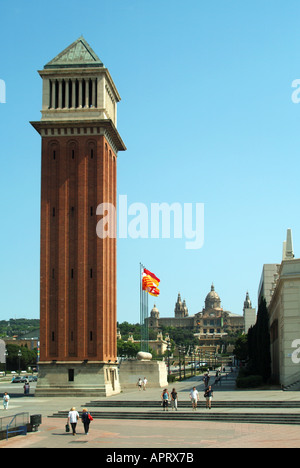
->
35 361 121 397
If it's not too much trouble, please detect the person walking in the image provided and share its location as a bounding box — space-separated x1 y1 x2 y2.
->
24 379 30 396
171 388 178 411
204 385 214 410
203 373 210 388
137 378 142 391
3 393 10 410
68 407 79 435
190 387 199 411
81 408 93 435
161 388 169 411
143 377 148 391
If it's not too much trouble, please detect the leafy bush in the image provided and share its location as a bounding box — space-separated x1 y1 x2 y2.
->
236 374 263 388
4 344 37 371
167 374 176 383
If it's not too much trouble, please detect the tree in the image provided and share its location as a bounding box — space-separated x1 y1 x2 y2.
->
256 297 271 382
5 344 37 371
233 334 248 362
117 340 140 358
247 297 271 383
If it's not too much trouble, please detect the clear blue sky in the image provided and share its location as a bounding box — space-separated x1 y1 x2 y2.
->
1 0 300 324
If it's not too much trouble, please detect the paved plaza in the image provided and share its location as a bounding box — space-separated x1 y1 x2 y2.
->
1 371 300 449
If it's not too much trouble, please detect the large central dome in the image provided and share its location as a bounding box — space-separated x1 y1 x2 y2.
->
205 284 221 310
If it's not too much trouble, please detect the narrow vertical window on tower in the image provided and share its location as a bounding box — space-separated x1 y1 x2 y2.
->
54 80 59 109
62 80 66 109
89 79 93 107
75 79 79 108
68 79 72 108
49 79 52 109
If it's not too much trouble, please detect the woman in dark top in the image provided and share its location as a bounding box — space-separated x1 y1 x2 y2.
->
171 388 178 411
81 408 93 435
204 386 214 410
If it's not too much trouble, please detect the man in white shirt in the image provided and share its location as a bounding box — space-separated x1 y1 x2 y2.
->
143 377 148 391
3 393 10 410
190 387 199 410
68 407 79 435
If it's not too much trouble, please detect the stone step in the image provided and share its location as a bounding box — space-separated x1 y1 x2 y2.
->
49 410 300 425
83 400 300 408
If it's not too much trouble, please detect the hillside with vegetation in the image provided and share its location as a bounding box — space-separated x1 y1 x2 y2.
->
0 318 40 338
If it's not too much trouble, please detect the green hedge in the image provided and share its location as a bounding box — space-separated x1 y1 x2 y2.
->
236 374 263 388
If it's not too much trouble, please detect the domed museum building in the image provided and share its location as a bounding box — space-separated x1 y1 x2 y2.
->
146 284 246 346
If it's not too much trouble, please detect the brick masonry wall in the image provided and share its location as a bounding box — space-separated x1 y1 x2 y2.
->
40 133 117 363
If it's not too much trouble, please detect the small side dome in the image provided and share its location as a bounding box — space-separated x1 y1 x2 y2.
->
150 304 159 319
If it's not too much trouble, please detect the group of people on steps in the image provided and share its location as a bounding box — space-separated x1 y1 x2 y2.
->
160 372 214 411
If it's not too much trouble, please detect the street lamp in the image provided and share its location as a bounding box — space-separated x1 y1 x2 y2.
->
18 349 22 375
178 345 182 381
189 345 194 376
182 345 186 379
4 349 8 376
167 342 171 377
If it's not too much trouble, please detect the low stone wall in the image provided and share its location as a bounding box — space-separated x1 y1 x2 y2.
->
119 359 168 389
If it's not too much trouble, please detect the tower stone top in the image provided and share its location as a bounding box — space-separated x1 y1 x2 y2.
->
283 228 295 260
44 36 104 69
243 291 252 310
175 293 188 318
36 36 122 129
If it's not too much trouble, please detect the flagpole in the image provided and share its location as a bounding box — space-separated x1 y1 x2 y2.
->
140 262 143 352
140 262 149 353
141 264 159 353
146 286 149 353
140 262 146 352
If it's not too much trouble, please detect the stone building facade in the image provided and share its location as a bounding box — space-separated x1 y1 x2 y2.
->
265 229 300 388
146 284 245 343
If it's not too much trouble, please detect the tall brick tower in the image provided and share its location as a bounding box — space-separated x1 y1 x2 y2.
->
31 37 126 396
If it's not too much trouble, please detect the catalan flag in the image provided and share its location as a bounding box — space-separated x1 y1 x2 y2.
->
142 268 160 297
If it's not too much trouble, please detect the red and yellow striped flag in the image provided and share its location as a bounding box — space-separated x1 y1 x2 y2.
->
142 268 160 297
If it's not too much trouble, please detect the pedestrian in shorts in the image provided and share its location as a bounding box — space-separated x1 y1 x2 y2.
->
161 389 169 411
205 385 214 410
137 378 142 391
171 388 178 411
3 393 10 410
190 387 199 411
